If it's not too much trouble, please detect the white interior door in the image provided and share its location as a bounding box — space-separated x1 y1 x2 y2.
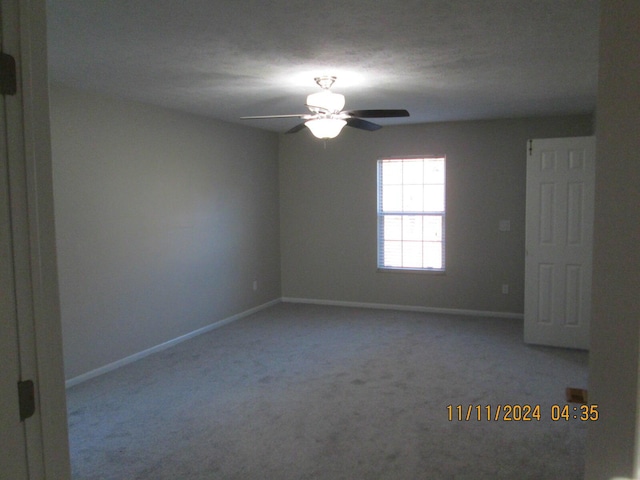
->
524 136 595 349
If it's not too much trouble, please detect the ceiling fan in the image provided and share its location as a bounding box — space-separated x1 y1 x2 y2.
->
241 76 410 139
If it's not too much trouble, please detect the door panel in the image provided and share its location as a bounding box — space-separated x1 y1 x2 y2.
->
525 137 595 349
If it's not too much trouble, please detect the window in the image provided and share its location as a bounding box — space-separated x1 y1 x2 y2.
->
377 157 446 271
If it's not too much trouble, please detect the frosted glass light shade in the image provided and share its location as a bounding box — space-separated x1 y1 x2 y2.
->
305 118 347 139
306 90 345 113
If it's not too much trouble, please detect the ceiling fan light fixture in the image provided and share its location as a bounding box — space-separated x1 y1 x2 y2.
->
306 90 345 113
305 118 347 139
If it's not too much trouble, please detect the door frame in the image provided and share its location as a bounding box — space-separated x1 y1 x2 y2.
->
1 0 70 477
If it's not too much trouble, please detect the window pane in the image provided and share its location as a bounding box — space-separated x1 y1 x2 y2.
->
384 241 402 267
382 185 402 211
403 185 423 211
423 185 445 211
383 216 402 240
402 241 423 268
423 242 443 269
402 216 423 241
402 160 423 184
382 161 403 184
424 158 445 184
423 216 442 241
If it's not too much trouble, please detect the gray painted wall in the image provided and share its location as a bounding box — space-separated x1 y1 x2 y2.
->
586 0 640 477
51 83 593 381
279 115 593 314
50 85 281 380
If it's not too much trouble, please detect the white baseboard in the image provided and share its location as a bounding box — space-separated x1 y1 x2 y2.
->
281 297 524 320
65 298 281 388
66 297 522 388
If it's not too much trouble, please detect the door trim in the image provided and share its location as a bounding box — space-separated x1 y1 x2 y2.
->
2 0 71 477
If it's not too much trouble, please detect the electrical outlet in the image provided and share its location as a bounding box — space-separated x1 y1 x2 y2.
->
501 284 509 294
253 280 258 291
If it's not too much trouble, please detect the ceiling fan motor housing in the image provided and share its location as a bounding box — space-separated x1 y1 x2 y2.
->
306 90 345 114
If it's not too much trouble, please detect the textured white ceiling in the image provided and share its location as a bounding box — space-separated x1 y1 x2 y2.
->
47 0 600 133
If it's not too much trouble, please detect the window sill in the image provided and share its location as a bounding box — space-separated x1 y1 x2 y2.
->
377 267 446 275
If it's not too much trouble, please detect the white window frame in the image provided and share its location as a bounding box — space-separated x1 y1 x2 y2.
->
377 157 446 272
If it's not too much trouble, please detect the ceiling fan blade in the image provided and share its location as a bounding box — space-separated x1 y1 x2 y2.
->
285 122 308 134
346 117 382 131
241 114 309 119
345 109 410 118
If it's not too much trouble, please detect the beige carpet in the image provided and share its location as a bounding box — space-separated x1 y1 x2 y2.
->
66 303 588 479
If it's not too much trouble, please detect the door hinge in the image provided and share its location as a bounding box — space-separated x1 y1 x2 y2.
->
18 380 36 421
0 52 17 95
